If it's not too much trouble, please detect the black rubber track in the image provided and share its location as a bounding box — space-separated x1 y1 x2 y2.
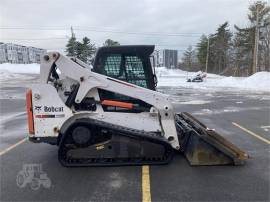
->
58 118 174 167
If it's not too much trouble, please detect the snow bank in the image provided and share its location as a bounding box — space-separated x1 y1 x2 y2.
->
0 69 33 82
0 63 269 92
0 63 39 83
240 72 270 90
156 67 270 92
156 66 223 78
0 63 39 74
156 66 186 77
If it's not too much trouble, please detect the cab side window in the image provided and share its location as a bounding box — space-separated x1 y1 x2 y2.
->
100 53 147 88
103 54 123 78
125 56 147 88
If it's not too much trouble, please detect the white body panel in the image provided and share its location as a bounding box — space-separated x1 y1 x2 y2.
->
31 52 180 149
31 84 73 137
31 84 162 137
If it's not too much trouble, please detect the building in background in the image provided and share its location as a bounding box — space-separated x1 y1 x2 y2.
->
153 49 178 68
162 49 178 69
0 43 46 64
152 50 162 67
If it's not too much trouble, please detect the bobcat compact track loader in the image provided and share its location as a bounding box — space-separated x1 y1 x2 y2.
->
26 45 248 167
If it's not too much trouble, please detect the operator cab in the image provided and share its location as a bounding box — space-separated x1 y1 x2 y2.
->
92 45 156 90
92 45 157 112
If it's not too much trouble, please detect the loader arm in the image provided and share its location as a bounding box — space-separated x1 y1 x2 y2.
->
40 52 180 149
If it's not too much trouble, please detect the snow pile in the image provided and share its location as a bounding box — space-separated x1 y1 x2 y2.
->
0 69 33 82
0 63 39 83
156 66 186 77
156 67 270 92
0 63 269 92
240 72 270 90
156 66 223 78
0 63 40 74
177 100 211 105
205 71 270 91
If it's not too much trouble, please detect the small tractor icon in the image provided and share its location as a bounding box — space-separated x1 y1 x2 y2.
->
16 164 51 190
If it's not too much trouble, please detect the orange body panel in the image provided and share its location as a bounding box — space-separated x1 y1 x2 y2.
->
26 89 35 134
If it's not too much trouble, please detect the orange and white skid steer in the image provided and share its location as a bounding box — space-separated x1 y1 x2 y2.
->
26 45 248 167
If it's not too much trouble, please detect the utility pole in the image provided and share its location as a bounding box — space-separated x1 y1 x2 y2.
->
253 3 260 74
205 35 210 73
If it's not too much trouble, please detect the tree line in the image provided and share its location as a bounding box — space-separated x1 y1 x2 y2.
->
180 1 270 76
65 27 120 64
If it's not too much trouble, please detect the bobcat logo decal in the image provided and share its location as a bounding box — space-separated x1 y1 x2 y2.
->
34 106 42 112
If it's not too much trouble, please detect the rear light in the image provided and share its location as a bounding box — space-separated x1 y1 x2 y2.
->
26 89 35 134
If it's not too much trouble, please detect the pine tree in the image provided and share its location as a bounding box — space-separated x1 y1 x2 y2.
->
103 39 120 46
65 27 77 57
197 35 209 70
211 22 233 74
182 46 196 71
65 27 96 64
75 37 96 64
197 22 233 74
233 26 255 75
197 34 217 73
233 1 270 74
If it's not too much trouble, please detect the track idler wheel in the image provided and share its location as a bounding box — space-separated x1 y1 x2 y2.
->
72 126 92 147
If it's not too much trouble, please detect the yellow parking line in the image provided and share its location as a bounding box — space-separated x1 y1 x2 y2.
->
0 138 27 156
232 122 270 144
142 165 151 202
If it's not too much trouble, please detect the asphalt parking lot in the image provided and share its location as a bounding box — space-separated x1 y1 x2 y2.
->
0 76 269 202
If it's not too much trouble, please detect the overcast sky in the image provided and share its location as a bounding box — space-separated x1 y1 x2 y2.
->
0 0 260 54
